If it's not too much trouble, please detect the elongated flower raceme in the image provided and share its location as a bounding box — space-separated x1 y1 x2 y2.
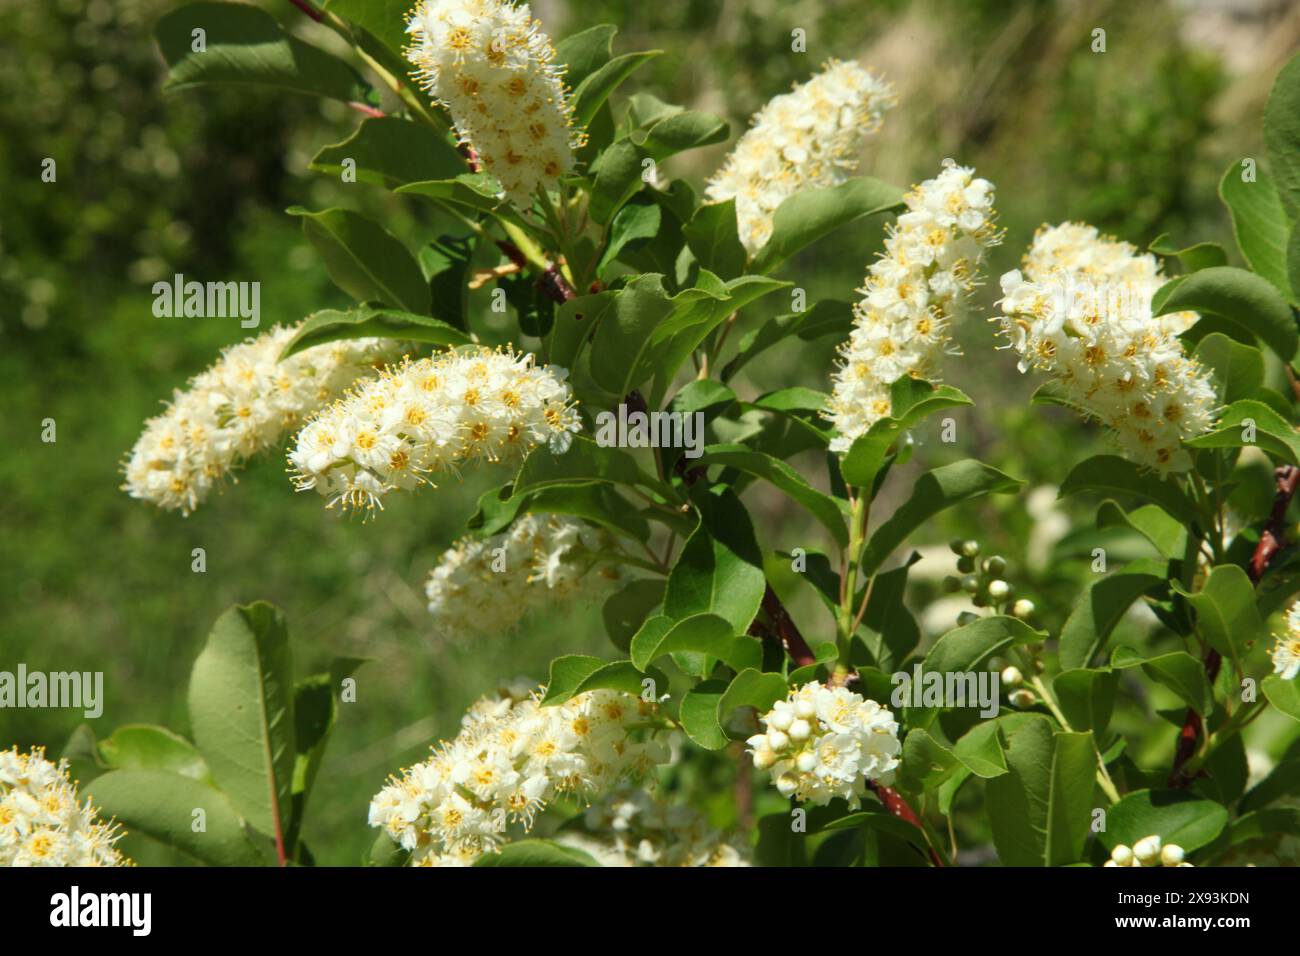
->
747 682 901 807
706 59 894 254
1 747 130 866
825 161 1000 451
405 0 583 209
426 514 623 638
1272 602 1300 680
997 222 1216 473
368 682 670 865
123 325 400 515
288 346 581 513
558 787 751 867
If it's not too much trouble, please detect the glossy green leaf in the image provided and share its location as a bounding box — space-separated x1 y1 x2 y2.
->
1058 559 1166 670
1172 563 1263 667
1263 52 1300 221
684 200 747 278
280 307 470 359
1185 399 1300 465
97 725 210 783
1153 266 1297 361
751 177 904 274
1059 455 1198 525
1098 789 1228 853
288 206 429 314
663 487 766 633
1263 674 1300 722
1219 162 1295 301
474 839 599 867
310 117 463 188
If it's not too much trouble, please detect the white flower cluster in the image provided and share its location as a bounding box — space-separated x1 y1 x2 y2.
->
426 513 622 638
1 747 129 867
997 222 1216 473
368 682 669 865
555 786 751 867
825 161 1000 452
747 681 901 806
1105 834 1192 867
406 0 583 209
1271 602 1300 681
288 346 581 513
706 59 894 253
123 325 399 514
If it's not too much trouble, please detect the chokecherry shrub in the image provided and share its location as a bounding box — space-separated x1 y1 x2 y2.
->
12 1 1300 869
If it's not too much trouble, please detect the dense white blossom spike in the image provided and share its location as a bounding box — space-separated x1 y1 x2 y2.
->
288 346 581 513
123 325 401 515
426 514 623 638
368 683 669 864
706 59 895 254
997 222 1216 473
825 161 1000 452
747 681 901 807
1 747 130 866
405 0 583 209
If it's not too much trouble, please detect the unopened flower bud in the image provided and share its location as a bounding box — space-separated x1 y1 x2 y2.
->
983 556 1007 575
1008 689 1036 708
767 709 794 732
788 719 812 742
1011 599 1035 620
1110 844 1133 867
796 751 817 773
987 580 1012 601
1160 844 1185 867
793 698 816 720
956 556 976 574
753 748 777 770
775 774 799 797
960 540 980 558
942 575 962 593
1000 666 1023 687
1133 835 1162 865
767 730 790 752
960 574 980 594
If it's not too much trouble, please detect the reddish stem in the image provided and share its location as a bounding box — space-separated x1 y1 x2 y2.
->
866 781 945 867
288 0 323 22
761 585 817 668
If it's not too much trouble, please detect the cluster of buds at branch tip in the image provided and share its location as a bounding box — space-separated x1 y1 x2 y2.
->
1104 835 1192 867
943 540 1035 622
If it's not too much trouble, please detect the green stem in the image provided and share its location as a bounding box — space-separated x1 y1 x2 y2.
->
837 491 870 662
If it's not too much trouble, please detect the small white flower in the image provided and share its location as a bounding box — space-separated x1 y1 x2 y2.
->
1271 602 1300 680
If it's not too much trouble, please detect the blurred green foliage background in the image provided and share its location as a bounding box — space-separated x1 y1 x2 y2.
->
2 0 1297 865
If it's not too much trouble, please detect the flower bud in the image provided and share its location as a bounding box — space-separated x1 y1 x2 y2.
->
788 719 812 742
793 698 816 720
1011 598 1035 620
1160 844 1185 867
753 748 777 770
1000 666 1023 687
767 730 790 752
956 556 976 574
942 575 962 593
1008 689 1036 708
796 751 817 773
983 556 1007 576
960 574 980 594
960 540 981 558
1110 844 1133 867
1102 859 1119 867
775 774 799 797
767 709 794 732
1133 835 1162 865
987 579 1012 601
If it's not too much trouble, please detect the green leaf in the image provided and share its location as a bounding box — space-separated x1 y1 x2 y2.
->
1185 399 1300 466
396 174 531 231
684 201 747 279
1053 668 1119 735
571 50 661 129
86 769 267 867
512 435 671 500
602 578 665 652
1229 807 1300 846
1058 559 1165 669
694 444 848 547
1098 789 1229 853
280 307 470 359
722 299 855 380
155 2 367 102
1263 674 1300 722
1153 266 1297 362
840 383 973 488
1264 52 1300 221
310 117 463 188
555 24 617 88
1149 234 1229 273
816 807 931 853
289 658 364 830
679 679 730 749
540 656 659 705
629 612 760 673
1059 455 1198 525
1192 332 1266 405
1172 563 1263 667
597 202 661 279
588 139 644 225
923 615 1044 675
1096 502 1187 559
751 177 905 274
985 719 1096 866
858 460 1022 576
288 207 429 314
97 725 210 783
899 729 960 792
663 487 766 632
856 558 922 672
630 110 730 162
474 839 599 867
188 602 296 843
1112 647 1213 714
1241 737 1300 811
588 274 680 396
1219 162 1295 301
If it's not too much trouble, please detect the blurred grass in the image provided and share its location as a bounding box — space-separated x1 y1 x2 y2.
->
2 0 1297 865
